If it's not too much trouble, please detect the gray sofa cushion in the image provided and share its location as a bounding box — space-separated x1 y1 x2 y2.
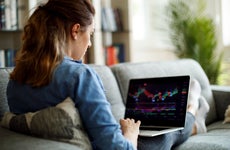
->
176 121 230 150
0 127 82 150
0 68 12 120
111 59 217 125
211 85 230 120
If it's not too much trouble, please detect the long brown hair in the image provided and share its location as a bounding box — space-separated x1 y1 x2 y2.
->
10 0 95 87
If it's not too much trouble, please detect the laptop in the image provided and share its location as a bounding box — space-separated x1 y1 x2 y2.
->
124 75 190 137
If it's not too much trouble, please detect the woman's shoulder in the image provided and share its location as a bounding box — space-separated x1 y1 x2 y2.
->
55 57 97 79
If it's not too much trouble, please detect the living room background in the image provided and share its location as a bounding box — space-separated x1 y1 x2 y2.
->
0 0 229 85
130 0 230 85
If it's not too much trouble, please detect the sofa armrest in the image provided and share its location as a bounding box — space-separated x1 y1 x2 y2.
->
211 85 230 120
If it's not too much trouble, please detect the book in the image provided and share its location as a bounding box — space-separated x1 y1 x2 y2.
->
4 0 11 30
113 8 123 31
106 46 117 66
0 0 6 29
4 49 16 67
105 43 125 66
114 43 125 63
1 0 19 30
0 49 5 67
101 7 109 31
17 0 28 29
101 7 117 32
9 0 17 30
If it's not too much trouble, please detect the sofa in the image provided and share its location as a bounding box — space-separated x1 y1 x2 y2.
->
0 58 230 150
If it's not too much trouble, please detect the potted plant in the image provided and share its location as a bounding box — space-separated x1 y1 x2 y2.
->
165 0 223 84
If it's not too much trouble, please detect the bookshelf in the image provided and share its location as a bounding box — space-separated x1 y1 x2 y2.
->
0 0 132 66
88 0 132 65
0 0 43 67
111 0 131 63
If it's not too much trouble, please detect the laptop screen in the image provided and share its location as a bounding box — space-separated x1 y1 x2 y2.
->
125 75 190 127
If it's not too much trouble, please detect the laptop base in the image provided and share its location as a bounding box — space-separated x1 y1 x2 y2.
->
139 127 184 137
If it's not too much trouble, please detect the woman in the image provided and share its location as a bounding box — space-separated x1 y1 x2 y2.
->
7 0 205 149
7 0 139 149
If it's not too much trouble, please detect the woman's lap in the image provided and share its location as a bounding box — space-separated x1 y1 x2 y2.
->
137 112 195 150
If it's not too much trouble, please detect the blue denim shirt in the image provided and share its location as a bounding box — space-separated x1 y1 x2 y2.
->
7 56 134 150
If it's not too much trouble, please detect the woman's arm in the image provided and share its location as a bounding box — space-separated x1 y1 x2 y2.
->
69 66 139 150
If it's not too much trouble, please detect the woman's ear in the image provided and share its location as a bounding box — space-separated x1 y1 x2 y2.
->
71 24 81 40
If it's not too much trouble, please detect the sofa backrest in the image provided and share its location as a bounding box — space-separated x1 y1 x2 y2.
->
0 66 125 123
0 68 12 120
0 59 217 125
111 59 217 125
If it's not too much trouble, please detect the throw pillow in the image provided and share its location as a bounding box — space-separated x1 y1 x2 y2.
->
223 105 230 124
1 97 92 150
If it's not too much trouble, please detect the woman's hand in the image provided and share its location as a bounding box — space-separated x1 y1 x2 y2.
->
120 118 141 148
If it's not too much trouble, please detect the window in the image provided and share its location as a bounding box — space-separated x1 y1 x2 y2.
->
131 0 171 49
221 0 230 46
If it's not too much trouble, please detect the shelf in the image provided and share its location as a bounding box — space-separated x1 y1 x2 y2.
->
102 30 130 33
0 0 132 65
0 30 22 32
0 31 22 50
87 0 131 65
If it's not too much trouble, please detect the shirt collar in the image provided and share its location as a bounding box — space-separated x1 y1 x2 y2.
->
64 56 83 64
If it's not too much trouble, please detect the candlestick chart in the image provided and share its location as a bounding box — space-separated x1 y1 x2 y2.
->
126 82 188 114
